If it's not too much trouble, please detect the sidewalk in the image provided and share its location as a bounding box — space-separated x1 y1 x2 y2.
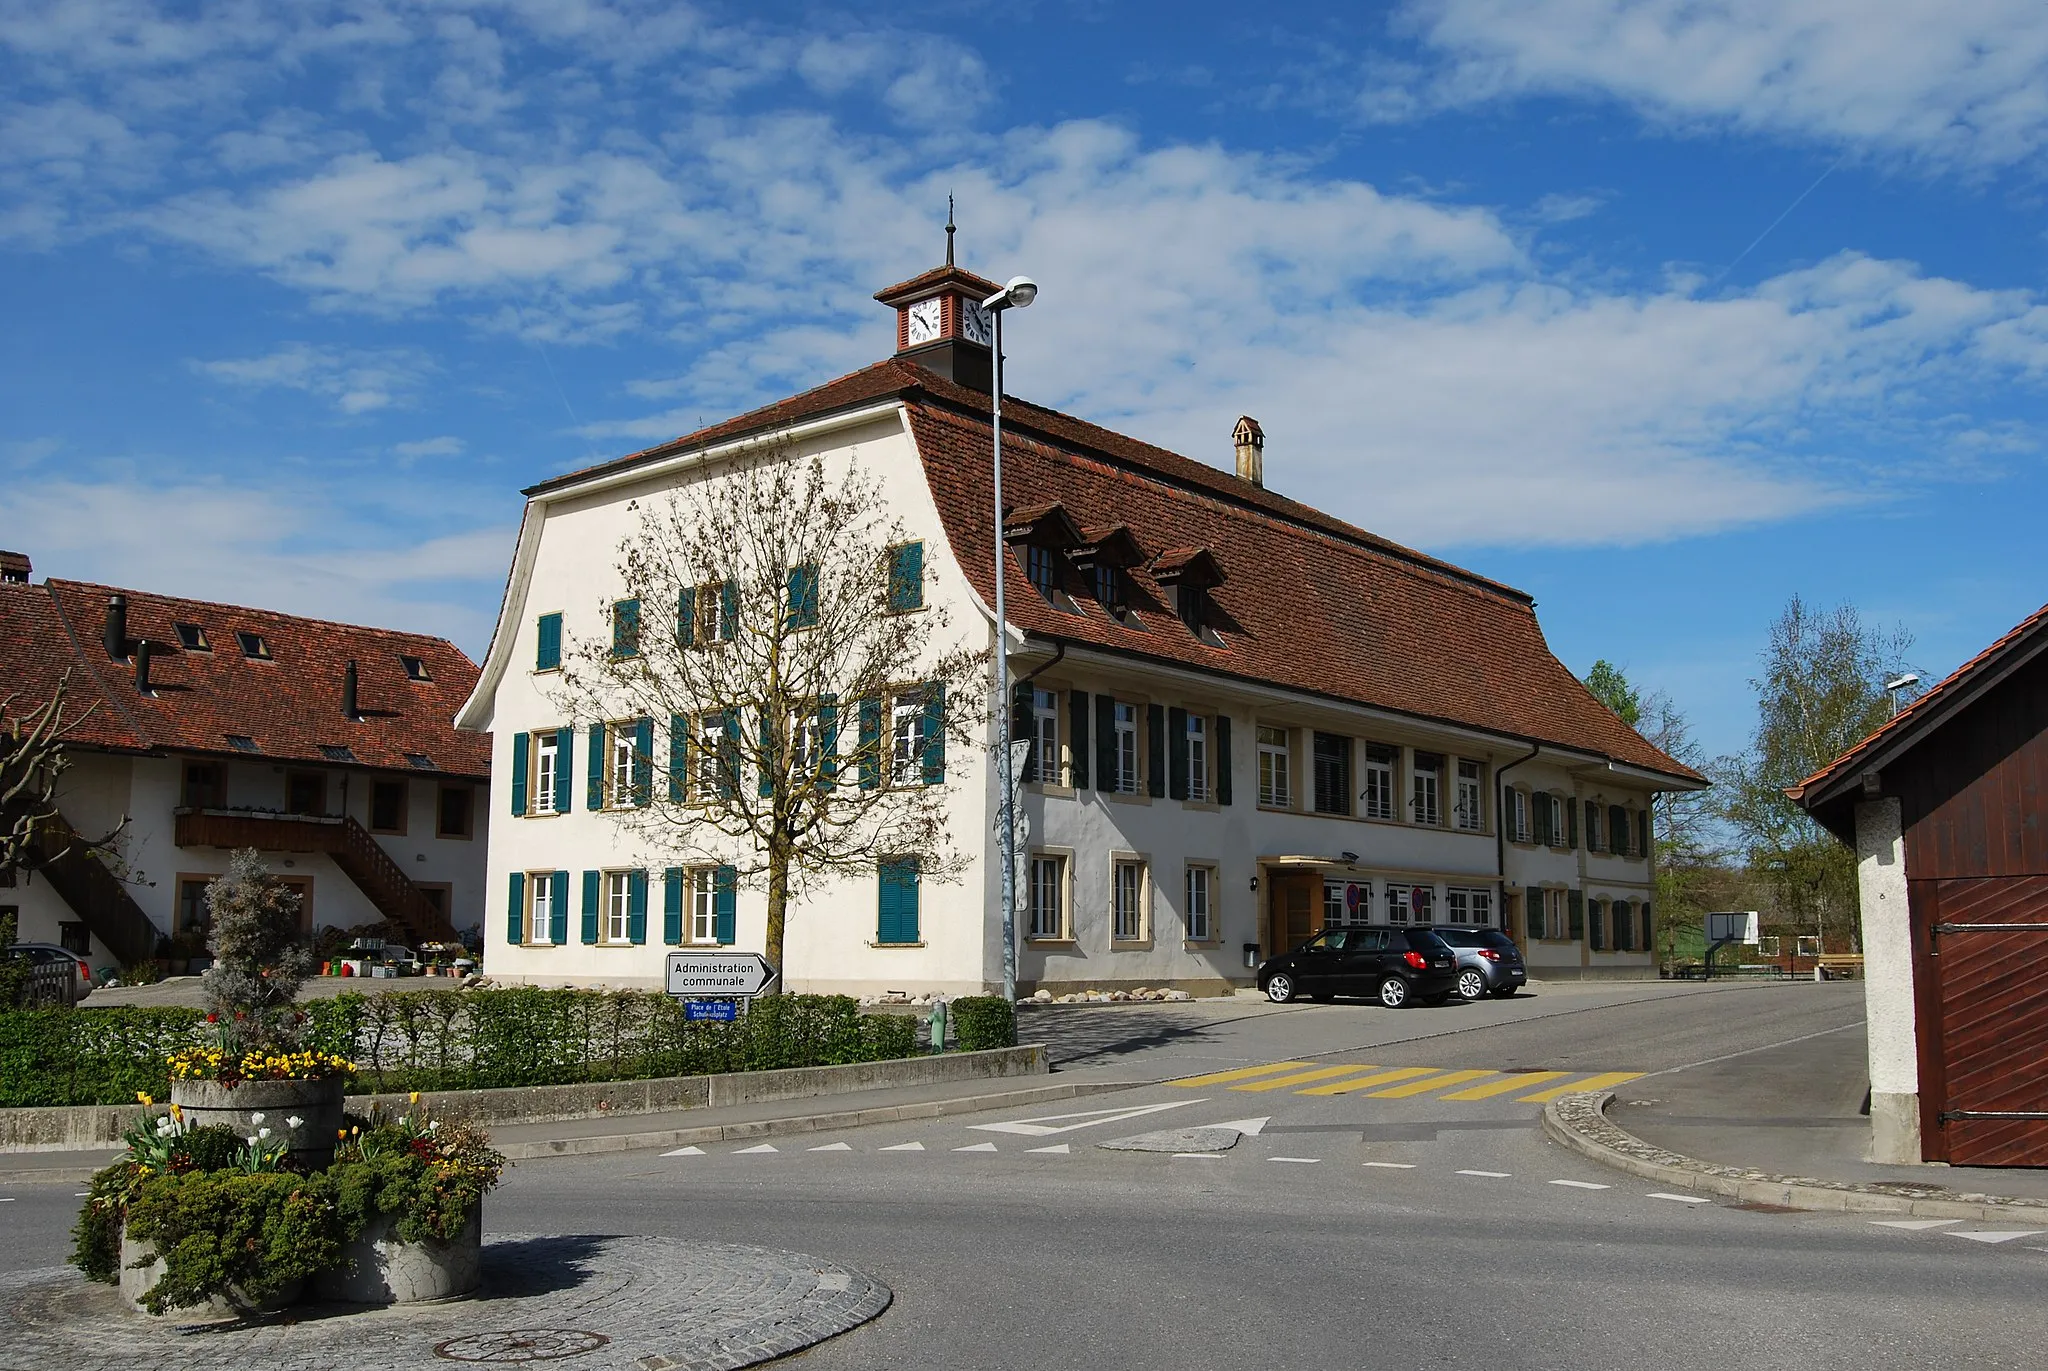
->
1599 1017 2048 1204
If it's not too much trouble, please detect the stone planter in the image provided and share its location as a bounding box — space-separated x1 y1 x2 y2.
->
169 1077 347 1169
119 1227 303 1317
313 1204 482 1305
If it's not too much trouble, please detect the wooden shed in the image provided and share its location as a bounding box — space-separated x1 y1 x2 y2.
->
1792 602 2048 1166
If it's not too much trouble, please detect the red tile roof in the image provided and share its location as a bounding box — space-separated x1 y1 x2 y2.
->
0 578 489 779
527 358 1701 784
1789 599 2048 808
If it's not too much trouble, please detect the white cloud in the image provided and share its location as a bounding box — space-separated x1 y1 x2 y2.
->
1383 0 2048 168
393 435 465 459
192 343 432 413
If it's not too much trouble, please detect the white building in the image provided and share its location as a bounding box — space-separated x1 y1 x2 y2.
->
0 555 490 971
457 257 1704 997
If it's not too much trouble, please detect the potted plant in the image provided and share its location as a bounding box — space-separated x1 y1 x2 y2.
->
316 1093 505 1304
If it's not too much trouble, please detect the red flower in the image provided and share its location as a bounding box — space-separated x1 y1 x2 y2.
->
205 1013 218 1023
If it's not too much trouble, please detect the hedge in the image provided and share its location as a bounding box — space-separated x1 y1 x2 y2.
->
948 995 1016 1052
0 991 920 1107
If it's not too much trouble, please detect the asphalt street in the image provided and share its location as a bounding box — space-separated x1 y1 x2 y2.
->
8 981 2043 1369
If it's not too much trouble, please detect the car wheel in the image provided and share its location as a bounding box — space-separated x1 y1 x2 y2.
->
1492 986 1519 998
1456 968 1488 1003
1265 973 1298 1004
1377 976 1411 1009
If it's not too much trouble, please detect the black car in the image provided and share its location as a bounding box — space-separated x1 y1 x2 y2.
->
1426 925 1527 1001
1257 927 1460 1008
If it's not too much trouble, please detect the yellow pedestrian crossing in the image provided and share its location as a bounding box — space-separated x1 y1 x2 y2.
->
1168 1060 1644 1104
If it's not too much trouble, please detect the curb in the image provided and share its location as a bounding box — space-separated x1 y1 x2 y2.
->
497 1078 1147 1161
1542 1091 2048 1223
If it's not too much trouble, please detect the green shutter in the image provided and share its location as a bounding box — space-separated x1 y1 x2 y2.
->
719 580 738 641
1011 681 1035 784
787 563 819 628
921 683 945 785
1638 809 1651 857
669 715 688 802
551 871 569 945
632 718 653 806
612 598 641 657
676 587 695 646
556 727 574 813
1069 690 1091 790
1610 804 1629 856
511 733 529 817
581 871 601 945
1095 694 1117 792
818 694 839 784
1215 714 1233 805
627 869 648 944
507 871 525 945
715 865 737 944
1168 706 1189 801
759 710 778 798
1567 888 1585 941
1612 899 1631 951
1588 898 1604 951
588 721 607 810
536 612 562 671
1641 902 1654 949
1527 888 1545 940
888 542 924 612
1565 795 1578 849
878 858 920 944
858 696 882 791
1534 791 1551 846
719 709 740 799
1146 703 1166 798
662 867 684 945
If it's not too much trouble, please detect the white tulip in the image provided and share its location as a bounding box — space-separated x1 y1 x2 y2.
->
257 1127 271 1139
249 1113 266 1125
286 1115 304 1128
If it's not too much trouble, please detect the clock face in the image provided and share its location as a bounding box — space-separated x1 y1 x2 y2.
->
906 297 943 346
959 299 993 346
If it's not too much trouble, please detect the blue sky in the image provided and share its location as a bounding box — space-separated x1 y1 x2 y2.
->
4 0 2046 765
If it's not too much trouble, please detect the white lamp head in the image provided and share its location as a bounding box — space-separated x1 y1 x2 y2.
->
983 276 1039 311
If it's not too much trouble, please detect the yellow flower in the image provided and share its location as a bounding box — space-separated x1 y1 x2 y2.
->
409 1091 421 1105
169 1104 183 1122
136 1091 153 1106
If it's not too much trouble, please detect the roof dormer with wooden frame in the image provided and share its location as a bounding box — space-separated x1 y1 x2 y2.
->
1149 546 1228 646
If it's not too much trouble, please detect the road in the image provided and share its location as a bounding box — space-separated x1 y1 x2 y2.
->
6 981 2043 1368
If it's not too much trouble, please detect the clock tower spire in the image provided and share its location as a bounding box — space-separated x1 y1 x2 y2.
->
873 207 1002 392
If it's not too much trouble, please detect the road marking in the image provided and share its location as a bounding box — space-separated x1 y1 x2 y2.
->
1025 1144 1071 1154
733 1143 778 1154
1550 1179 1611 1190
1214 1116 1270 1136
970 1099 1202 1137
1456 1169 1511 1178
1298 1067 1442 1096
1871 1219 1962 1230
1174 1152 1227 1159
1371 1069 1496 1098
954 1142 999 1153
1169 1062 1314 1088
879 1141 925 1152
661 1146 705 1156
1647 1192 1709 1204
1440 1071 1569 1100
1516 1071 1645 1103
0 1197 12 1203
1268 1156 1321 1164
1948 1229 2045 1244
1362 1161 1417 1169
1231 1064 1380 1092
808 1143 852 1152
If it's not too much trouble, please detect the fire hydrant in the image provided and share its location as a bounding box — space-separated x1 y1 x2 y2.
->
927 997 948 1052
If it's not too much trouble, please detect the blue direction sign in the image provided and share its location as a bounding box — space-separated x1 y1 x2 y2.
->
684 999 739 1023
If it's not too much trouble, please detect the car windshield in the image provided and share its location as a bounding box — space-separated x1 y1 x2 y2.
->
1402 930 1453 953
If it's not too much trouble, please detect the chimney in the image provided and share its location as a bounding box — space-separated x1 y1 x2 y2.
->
103 594 129 660
1232 416 1265 488
134 640 153 695
0 550 28 584
342 660 360 720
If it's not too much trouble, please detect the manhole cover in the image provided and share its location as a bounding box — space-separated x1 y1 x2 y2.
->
435 1330 613 1362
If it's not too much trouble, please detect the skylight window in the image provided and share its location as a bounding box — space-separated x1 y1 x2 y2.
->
235 631 271 660
399 654 430 681
174 623 209 651
405 752 436 770
225 734 260 752
318 745 357 762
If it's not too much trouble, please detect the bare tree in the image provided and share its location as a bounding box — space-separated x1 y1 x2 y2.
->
550 449 988 983
1 672 121 872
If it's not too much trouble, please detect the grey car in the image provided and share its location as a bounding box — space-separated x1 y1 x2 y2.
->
1426 925 1527 1002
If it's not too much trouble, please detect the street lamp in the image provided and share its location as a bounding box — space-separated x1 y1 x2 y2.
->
1883 673 1920 717
984 275 1037 1005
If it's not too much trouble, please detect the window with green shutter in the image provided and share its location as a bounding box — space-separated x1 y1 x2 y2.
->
511 733 530 817
536 612 562 671
858 696 882 790
587 721 607 810
550 870 569 945
877 857 921 945
1587 898 1604 951
886 542 924 613
715 865 737 944
506 872 525 945
1567 888 1585 941
1527 888 1547 940
1069 690 1091 790
580 871 601 945
627 869 648 945
786 563 820 628
1609 804 1629 856
662 867 684 945
668 715 688 802
611 598 641 658
920 684 945 785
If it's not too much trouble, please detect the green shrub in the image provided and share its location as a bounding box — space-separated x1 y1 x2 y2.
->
0 1006 204 1106
949 996 1016 1052
123 1169 345 1314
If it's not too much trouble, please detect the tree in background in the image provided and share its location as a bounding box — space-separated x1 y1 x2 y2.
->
1 673 107 871
1583 659 1643 728
1718 596 1915 953
200 847 314 1044
550 451 988 986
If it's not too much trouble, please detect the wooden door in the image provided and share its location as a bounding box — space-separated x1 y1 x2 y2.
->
1267 875 1317 957
1921 875 2048 1166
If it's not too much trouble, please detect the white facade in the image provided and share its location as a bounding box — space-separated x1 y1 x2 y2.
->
460 405 1670 996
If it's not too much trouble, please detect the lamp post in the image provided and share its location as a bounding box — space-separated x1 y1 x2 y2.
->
983 275 1038 1004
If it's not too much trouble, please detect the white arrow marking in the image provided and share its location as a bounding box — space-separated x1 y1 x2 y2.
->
1213 1116 1269 1136
662 1145 705 1156
970 1098 1204 1137
733 1143 778 1154
954 1142 999 1153
1871 1219 1961 1230
1550 1179 1610 1190
1948 1229 2045 1244
1268 1156 1320 1164
1025 1143 1071 1154
1647 1192 1709 1204
1362 1161 1416 1169
808 1142 852 1152
1457 1169 1511 1178
879 1141 925 1151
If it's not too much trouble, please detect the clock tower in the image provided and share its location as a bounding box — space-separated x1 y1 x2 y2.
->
874 214 1001 391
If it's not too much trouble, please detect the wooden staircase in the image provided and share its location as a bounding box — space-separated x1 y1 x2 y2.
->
174 809 456 946
29 813 162 966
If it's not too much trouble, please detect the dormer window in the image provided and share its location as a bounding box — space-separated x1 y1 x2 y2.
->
175 623 209 651
1093 563 1123 612
1175 585 1206 634
1026 545 1059 600
235 630 270 660
1150 546 1226 644
225 733 260 752
400 654 430 681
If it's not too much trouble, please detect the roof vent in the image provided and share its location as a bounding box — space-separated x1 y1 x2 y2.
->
104 594 130 661
1233 416 1264 488
134 640 154 695
342 660 360 720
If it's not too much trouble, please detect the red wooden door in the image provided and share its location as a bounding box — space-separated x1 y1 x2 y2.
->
1924 875 2048 1166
